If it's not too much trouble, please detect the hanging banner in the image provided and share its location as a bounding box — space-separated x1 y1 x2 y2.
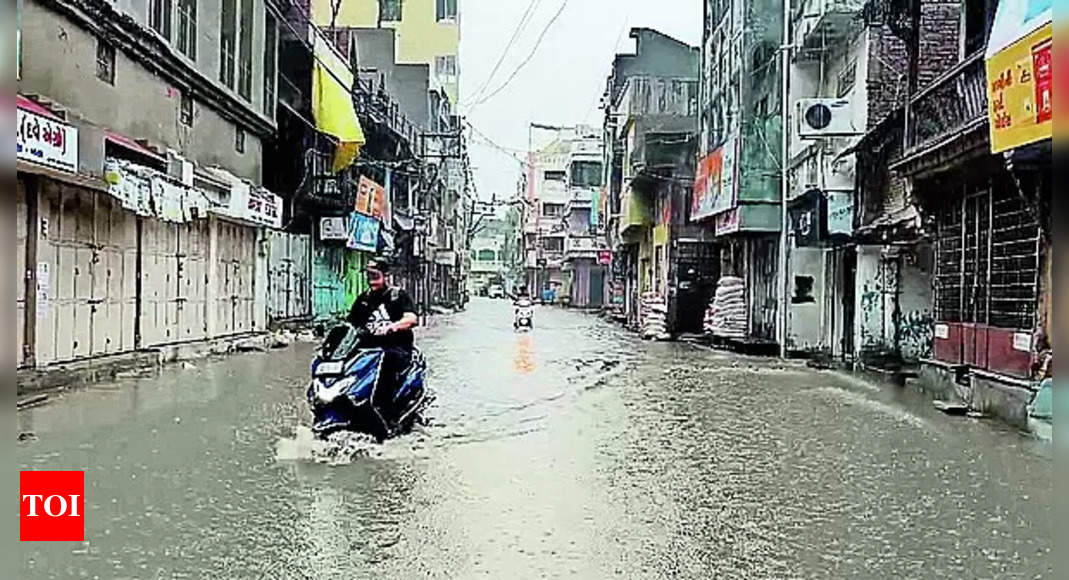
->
16 106 78 173
347 212 381 253
985 0 1052 152
355 175 390 225
691 136 737 221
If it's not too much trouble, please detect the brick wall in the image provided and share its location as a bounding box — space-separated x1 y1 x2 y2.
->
867 25 910 130
916 0 964 91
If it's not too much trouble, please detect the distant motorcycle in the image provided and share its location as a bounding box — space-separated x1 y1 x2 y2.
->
307 323 429 441
514 299 534 330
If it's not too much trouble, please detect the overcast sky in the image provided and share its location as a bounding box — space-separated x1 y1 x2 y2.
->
459 0 703 202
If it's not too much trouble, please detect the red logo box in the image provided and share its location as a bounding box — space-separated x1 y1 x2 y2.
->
20 471 85 542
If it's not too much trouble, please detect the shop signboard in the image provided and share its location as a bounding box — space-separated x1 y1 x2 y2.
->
246 188 283 228
356 175 391 225
320 216 349 240
347 212 381 253
714 207 741 236
691 135 738 221
826 190 854 239
16 105 78 173
986 0 1052 152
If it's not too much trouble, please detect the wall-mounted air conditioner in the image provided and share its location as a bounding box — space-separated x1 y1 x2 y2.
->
796 98 860 138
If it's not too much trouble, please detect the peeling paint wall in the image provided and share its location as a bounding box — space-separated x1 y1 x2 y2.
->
896 246 934 361
312 246 368 322
854 244 934 363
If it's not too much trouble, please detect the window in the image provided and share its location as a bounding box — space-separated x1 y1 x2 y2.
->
235 126 246 153
263 15 278 118
569 161 603 188
477 249 497 262
435 55 457 82
837 59 857 98
96 40 115 85
150 0 173 40
177 0 197 60
220 0 237 88
436 0 457 21
543 170 565 182
180 92 194 126
541 237 564 252
238 0 254 100
542 203 564 217
380 0 402 21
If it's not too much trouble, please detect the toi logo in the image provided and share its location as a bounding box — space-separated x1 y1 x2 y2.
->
20 471 85 541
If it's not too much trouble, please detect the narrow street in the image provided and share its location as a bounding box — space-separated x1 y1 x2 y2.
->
18 300 1052 579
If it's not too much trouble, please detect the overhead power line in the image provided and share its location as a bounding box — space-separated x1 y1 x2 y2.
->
464 0 572 111
462 0 545 107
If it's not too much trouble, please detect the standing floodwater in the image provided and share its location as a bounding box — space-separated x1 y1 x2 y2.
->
17 300 1052 578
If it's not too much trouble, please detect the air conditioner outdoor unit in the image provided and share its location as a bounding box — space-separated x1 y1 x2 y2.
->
797 98 860 138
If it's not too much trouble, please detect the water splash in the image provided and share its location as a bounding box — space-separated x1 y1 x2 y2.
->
275 426 380 465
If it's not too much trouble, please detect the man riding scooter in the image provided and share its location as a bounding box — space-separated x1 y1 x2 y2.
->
513 288 534 330
345 257 419 413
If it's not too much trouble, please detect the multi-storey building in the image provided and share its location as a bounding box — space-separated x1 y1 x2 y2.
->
309 0 460 103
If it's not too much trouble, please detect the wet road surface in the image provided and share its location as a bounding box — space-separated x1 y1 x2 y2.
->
18 299 1053 578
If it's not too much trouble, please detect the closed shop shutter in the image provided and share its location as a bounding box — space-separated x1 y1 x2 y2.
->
17 179 28 368
268 231 312 322
215 220 259 336
36 183 137 364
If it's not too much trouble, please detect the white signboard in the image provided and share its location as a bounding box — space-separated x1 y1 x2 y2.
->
320 216 348 240
16 107 78 173
1013 332 1033 352
934 324 950 339
246 188 283 229
36 262 50 319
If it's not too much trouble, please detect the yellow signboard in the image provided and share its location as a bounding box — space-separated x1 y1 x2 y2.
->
986 22 1053 153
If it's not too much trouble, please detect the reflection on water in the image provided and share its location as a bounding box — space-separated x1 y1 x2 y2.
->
513 334 535 374
17 300 1053 578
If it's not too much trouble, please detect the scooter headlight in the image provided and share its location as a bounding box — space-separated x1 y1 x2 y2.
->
315 375 358 404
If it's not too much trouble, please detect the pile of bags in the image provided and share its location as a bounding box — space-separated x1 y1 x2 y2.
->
640 291 671 341
704 276 747 339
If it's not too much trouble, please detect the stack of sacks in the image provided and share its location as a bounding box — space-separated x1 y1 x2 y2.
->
706 276 747 339
640 291 670 340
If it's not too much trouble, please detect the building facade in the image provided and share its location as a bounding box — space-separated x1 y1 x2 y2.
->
17 0 285 376
695 0 785 346
310 0 460 103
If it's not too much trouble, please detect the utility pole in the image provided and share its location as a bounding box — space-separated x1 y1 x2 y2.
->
777 0 793 359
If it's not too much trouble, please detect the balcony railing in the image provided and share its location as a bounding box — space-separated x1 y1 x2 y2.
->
906 52 987 155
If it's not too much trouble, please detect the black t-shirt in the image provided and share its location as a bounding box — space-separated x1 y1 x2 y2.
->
346 286 417 350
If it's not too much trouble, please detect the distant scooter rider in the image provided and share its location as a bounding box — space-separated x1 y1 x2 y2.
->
345 257 419 414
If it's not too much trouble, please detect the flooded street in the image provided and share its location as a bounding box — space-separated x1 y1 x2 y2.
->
18 299 1053 579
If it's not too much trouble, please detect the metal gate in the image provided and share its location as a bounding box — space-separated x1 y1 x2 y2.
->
934 175 1039 374
267 231 312 322
36 183 138 364
141 218 210 347
216 220 260 336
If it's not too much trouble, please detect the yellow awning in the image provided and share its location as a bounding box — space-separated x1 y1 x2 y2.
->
311 27 365 173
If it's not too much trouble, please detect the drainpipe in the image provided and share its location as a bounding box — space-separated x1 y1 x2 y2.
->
777 0 793 358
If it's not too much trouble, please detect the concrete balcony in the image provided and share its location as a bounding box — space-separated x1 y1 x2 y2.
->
794 0 865 61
